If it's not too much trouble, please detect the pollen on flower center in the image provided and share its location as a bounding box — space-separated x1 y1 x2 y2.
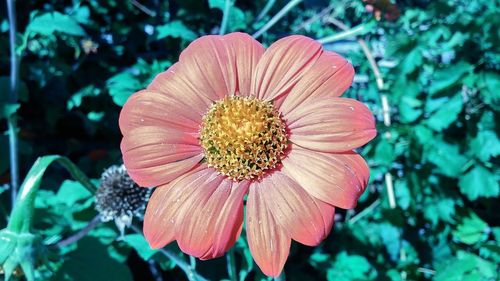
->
199 96 288 181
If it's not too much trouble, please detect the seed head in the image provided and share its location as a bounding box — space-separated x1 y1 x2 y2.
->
95 165 151 237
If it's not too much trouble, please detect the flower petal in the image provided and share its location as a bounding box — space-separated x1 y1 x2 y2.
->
143 165 207 248
119 89 202 134
259 171 329 246
175 174 250 259
314 199 336 239
286 97 376 153
201 180 250 259
279 51 354 116
147 63 212 115
251 35 322 101
282 145 370 209
223 32 265 96
121 126 203 187
246 181 291 277
177 35 233 100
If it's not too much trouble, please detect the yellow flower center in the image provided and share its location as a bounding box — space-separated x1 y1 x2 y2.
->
200 96 288 181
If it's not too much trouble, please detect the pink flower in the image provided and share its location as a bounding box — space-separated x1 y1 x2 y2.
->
119 33 376 276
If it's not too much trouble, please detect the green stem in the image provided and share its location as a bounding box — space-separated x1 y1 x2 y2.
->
7 156 98 233
130 225 209 281
6 0 20 208
348 199 381 225
219 0 232 35
52 214 102 248
226 248 237 281
317 21 376 44
252 0 303 39
189 255 197 280
255 0 276 22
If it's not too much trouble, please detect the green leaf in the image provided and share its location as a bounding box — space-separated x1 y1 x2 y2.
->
87 111 105 121
327 252 377 281
399 95 423 123
0 103 20 119
479 72 500 108
452 212 488 245
458 165 499 200
309 251 330 269
428 62 473 95
426 94 463 131
123 234 158 260
7 156 97 233
400 47 422 75
154 20 197 41
67 86 101 110
56 180 92 206
373 139 396 167
434 251 497 281
106 72 141 107
426 139 468 177
423 198 456 226
470 130 500 161
394 180 411 210
492 227 500 242
54 237 133 281
27 12 86 36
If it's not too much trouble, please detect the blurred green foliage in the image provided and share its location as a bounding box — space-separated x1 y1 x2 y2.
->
0 0 499 280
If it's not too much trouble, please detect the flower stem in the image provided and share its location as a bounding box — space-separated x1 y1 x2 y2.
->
6 0 20 209
226 248 237 281
52 214 102 248
255 0 276 22
252 0 303 39
130 225 209 281
219 0 232 35
316 21 376 44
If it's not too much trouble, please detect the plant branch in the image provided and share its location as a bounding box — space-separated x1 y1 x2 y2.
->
317 20 375 44
252 0 303 39
348 199 381 224
219 0 232 35
52 214 102 248
130 0 156 17
255 0 276 22
130 225 209 281
6 0 20 209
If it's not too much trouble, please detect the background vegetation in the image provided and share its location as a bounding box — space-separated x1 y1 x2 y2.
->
0 0 499 280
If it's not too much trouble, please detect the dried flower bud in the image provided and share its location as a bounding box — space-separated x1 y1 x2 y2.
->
94 165 151 238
